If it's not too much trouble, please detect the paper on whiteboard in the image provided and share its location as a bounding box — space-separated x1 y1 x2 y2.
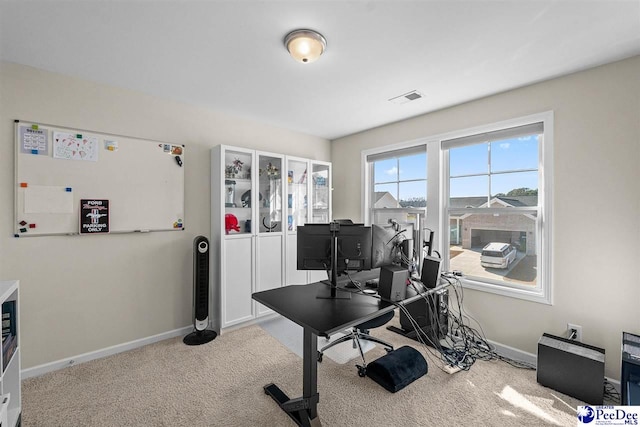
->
53 132 99 161
24 186 74 214
20 126 49 155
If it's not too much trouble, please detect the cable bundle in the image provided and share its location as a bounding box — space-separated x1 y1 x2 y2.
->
394 274 535 372
345 270 536 373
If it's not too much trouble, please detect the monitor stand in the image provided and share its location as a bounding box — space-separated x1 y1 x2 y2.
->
316 227 351 299
317 281 351 299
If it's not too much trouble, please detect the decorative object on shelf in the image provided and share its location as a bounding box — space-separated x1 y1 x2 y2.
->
225 158 244 178
288 215 294 231
241 190 262 208
225 213 240 234
314 176 326 186
262 216 279 232
225 180 236 207
287 171 293 184
245 219 251 233
299 169 307 184
260 162 280 179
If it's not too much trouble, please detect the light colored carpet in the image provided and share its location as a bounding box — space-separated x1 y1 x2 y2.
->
22 316 583 426
258 315 375 364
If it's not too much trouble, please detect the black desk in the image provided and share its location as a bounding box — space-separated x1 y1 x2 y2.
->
252 281 396 427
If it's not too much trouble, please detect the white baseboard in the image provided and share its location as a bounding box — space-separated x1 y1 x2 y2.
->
487 338 537 367
22 314 278 380
22 325 193 380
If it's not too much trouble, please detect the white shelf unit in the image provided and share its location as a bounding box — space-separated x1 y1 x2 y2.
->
212 146 288 328
212 147 332 329
0 280 20 427
284 157 332 286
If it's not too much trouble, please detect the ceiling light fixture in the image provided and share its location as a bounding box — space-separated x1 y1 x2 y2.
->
284 29 326 63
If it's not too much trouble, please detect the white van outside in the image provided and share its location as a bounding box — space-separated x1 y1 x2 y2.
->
480 242 517 269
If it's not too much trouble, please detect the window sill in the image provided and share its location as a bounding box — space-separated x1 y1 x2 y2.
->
459 276 552 305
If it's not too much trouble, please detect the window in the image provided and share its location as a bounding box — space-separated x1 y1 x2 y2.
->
361 112 553 304
443 114 552 304
365 145 427 226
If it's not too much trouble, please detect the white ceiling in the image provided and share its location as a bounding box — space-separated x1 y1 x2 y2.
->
1 1 639 140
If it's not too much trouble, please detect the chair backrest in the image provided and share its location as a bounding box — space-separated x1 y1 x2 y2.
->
357 310 394 330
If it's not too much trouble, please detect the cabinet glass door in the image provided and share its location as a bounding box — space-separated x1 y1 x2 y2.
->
286 159 308 231
311 163 331 223
223 149 253 235
257 154 283 233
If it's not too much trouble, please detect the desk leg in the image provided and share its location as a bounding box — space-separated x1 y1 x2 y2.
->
263 328 321 427
303 328 319 421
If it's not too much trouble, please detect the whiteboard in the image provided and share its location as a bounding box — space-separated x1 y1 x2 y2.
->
14 120 185 236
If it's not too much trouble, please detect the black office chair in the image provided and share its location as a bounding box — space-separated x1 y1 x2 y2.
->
317 310 394 377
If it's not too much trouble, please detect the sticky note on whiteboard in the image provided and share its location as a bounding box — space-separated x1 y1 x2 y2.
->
104 140 118 151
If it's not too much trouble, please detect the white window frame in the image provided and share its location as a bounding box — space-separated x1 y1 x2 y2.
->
361 140 429 225
440 111 553 304
361 111 554 305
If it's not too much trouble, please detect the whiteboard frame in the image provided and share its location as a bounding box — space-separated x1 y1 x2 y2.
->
14 120 185 237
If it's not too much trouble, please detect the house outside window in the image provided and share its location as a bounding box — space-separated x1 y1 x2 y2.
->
362 112 553 304
442 112 553 304
366 145 427 227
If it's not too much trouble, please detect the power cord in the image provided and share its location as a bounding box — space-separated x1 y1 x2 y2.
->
343 269 536 373
397 274 536 372
604 379 621 404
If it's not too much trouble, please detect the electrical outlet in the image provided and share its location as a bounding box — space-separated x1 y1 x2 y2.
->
568 323 582 342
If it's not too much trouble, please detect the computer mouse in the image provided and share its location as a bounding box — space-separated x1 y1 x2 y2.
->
362 289 377 295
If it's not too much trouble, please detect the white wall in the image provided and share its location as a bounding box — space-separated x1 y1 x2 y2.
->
0 62 330 369
331 56 640 379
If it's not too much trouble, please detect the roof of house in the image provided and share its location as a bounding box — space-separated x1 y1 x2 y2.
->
373 193 538 210
450 195 538 208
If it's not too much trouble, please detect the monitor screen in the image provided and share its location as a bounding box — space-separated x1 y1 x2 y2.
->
420 255 442 289
297 223 372 274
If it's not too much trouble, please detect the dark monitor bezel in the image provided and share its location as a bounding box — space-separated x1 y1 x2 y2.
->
296 223 372 274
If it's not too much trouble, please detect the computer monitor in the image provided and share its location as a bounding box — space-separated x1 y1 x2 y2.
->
297 222 372 299
371 223 415 269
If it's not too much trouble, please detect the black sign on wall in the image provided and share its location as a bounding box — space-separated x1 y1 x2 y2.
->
80 199 110 234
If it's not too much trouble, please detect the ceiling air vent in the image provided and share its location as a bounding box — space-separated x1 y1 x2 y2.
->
389 90 424 105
